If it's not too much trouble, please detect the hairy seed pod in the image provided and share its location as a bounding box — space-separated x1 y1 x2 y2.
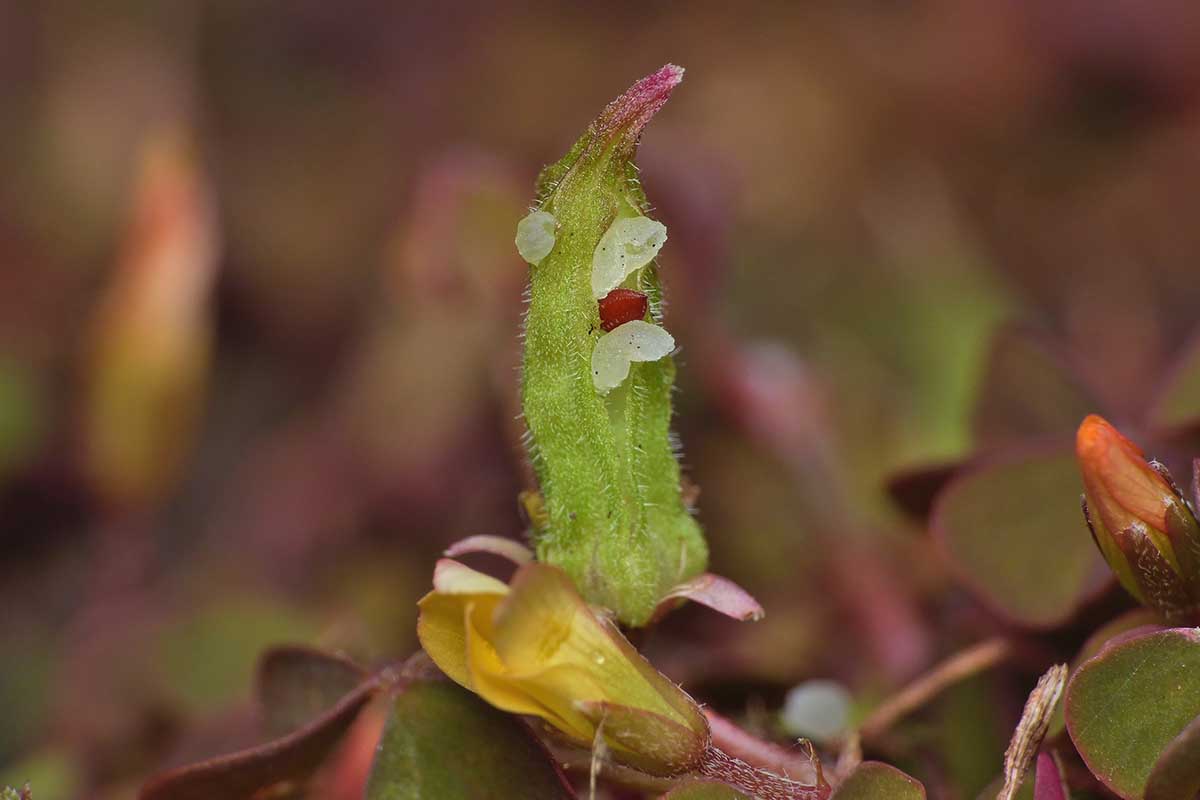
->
518 65 707 625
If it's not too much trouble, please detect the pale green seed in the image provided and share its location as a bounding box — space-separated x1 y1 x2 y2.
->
591 320 675 395
515 209 558 265
591 216 667 299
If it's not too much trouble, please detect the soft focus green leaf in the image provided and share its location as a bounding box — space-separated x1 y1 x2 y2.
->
0 749 79 800
366 680 574 799
830 762 925 800
939 674 1007 798
932 448 1107 627
156 597 319 715
0 632 54 762
0 359 42 482
257 645 369 738
659 780 752 799
1150 334 1200 430
972 325 1096 447
1066 628 1200 799
1144 714 1200 800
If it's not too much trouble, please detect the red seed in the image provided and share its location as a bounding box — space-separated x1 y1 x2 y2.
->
598 288 649 332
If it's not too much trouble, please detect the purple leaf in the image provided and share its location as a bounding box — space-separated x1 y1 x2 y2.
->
140 674 384 800
653 573 765 623
1033 752 1068 800
257 645 370 739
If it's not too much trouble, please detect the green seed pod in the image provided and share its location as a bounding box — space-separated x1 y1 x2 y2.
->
519 64 707 626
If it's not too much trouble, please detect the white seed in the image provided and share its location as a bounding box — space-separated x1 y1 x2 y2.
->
591 320 675 395
780 680 852 743
591 216 667 299
515 210 558 265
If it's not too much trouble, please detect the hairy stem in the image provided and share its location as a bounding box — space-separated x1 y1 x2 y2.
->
705 710 820 785
697 746 828 800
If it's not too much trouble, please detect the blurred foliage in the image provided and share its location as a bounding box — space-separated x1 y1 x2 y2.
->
4 1 1200 798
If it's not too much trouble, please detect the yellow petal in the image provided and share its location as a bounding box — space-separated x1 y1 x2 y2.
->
492 564 699 730
463 598 567 726
416 559 508 688
432 558 510 595
416 591 470 686
492 564 628 674
508 663 605 743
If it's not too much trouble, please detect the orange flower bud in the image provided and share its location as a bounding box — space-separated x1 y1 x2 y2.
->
82 132 219 508
1076 415 1200 619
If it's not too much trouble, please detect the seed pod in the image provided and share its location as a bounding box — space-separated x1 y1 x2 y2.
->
519 65 707 625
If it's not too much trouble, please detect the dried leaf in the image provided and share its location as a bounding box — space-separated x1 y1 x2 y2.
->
998 664 1067 800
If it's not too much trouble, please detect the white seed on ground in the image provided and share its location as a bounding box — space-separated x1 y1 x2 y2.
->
591 320 675 394
591 216 667 299
515 210 558 265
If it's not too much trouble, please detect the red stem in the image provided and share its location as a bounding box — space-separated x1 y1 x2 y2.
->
698 746 829 800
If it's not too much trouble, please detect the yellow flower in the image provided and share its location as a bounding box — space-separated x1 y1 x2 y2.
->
417 559 710 775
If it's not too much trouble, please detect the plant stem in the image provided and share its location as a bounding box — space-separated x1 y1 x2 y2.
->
697 746 828 800
858 637 1013 743
705 709 820 785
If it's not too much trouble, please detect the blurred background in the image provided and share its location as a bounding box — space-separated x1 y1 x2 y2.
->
5 2 1200 798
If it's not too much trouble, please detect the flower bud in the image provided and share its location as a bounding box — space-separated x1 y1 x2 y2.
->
1076 414 1200 619
82 131 218 508
417 560 709 775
